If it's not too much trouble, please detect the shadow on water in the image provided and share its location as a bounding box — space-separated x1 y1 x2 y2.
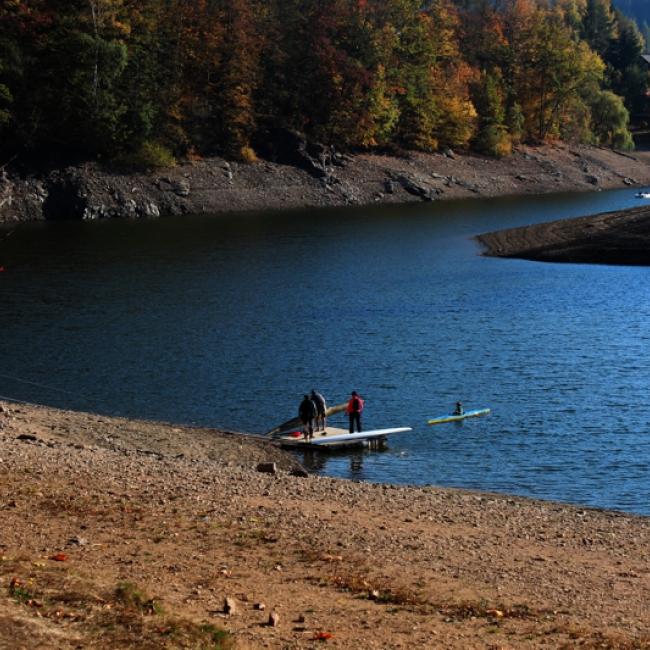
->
300 447 380 480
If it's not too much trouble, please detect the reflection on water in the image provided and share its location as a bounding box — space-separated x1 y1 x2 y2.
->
1 187 650 514
300 446 383 480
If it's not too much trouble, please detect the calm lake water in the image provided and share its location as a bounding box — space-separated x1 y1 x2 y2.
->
1 188 649 515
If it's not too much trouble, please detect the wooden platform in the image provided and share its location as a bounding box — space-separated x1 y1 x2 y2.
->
277 426 412 451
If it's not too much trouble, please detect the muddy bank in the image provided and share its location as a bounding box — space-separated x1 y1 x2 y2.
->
2 143 650 223
477 205 650 265
0 399 648 648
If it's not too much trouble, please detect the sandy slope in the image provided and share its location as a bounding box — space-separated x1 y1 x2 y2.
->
0 400 648 649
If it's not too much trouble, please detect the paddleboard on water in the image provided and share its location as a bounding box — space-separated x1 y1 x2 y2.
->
309 427 412 445
427 408 491 425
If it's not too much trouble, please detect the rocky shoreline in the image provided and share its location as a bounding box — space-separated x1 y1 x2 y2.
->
0 399 648 648
2 143 650 224
477 204 650 265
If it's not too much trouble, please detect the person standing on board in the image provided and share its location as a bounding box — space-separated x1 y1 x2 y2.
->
454 401 464 416
311 389 327 433
346 391 364 433
299 394 317 441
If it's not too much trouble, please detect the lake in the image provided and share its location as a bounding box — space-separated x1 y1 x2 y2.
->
1 188 649 515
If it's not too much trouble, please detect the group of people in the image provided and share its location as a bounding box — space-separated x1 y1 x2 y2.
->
298 390 327 441
298 390 365 440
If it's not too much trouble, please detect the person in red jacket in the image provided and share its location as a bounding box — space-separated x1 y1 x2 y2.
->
346 391 364 433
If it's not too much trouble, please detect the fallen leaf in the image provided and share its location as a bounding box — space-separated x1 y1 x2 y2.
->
49 553 68 562
314 631 333 641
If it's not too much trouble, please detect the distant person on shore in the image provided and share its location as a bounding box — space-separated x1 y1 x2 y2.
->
454 401 464 416
299 394 317 441
346 391 364 433
311 389 327 433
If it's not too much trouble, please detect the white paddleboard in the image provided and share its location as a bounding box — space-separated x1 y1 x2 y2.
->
309 427 412 445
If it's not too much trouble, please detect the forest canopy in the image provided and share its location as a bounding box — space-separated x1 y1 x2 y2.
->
0 0 647 166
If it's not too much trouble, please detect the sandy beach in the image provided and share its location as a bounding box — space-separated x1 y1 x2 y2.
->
0 400 647 649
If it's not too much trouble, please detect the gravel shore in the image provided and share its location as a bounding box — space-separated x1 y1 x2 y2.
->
0 400 648 648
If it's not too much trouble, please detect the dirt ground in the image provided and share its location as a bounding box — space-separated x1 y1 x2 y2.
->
0 400 648 649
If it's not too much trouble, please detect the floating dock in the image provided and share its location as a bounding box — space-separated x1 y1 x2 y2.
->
277 426 412 451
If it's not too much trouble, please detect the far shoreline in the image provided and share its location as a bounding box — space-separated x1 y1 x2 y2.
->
3 142 650 224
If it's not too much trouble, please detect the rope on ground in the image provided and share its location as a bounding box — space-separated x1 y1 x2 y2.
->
0 372 84 397
0 372 101 412
0 392 43 406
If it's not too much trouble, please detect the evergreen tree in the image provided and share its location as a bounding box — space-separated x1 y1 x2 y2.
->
582 0 616 57
472 69 511 156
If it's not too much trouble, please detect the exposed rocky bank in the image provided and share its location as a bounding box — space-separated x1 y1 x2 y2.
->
2 143 650 223
477 205 650 265
0 400 648 649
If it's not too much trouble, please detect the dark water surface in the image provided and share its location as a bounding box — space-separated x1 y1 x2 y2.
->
1 188 649 515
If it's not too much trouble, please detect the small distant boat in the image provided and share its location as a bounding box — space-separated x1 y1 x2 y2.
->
635 191 650 199
427 408 491 425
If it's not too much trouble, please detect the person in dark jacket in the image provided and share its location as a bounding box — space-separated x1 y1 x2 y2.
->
299 394 317 440
311 389 327 433
454 401 464 416
346 390 364 433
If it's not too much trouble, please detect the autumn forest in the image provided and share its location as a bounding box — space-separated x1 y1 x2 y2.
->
0 0 647 167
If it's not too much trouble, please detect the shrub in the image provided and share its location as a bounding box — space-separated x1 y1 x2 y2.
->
116 141 176 170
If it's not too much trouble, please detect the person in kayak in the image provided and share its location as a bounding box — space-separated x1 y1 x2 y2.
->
346 391 364 433
311 389 327 433
454 401 464 416
299 394 317 440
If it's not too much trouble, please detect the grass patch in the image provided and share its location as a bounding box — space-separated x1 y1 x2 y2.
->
330 570 421 607
115 581 163 615
2 562 233 649
438 599 534 622
8 577 36 604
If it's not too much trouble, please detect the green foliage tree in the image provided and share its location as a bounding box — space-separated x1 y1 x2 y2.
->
472 69 511 156
0 39 17 132
589 88 634 148
606 11 648 116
